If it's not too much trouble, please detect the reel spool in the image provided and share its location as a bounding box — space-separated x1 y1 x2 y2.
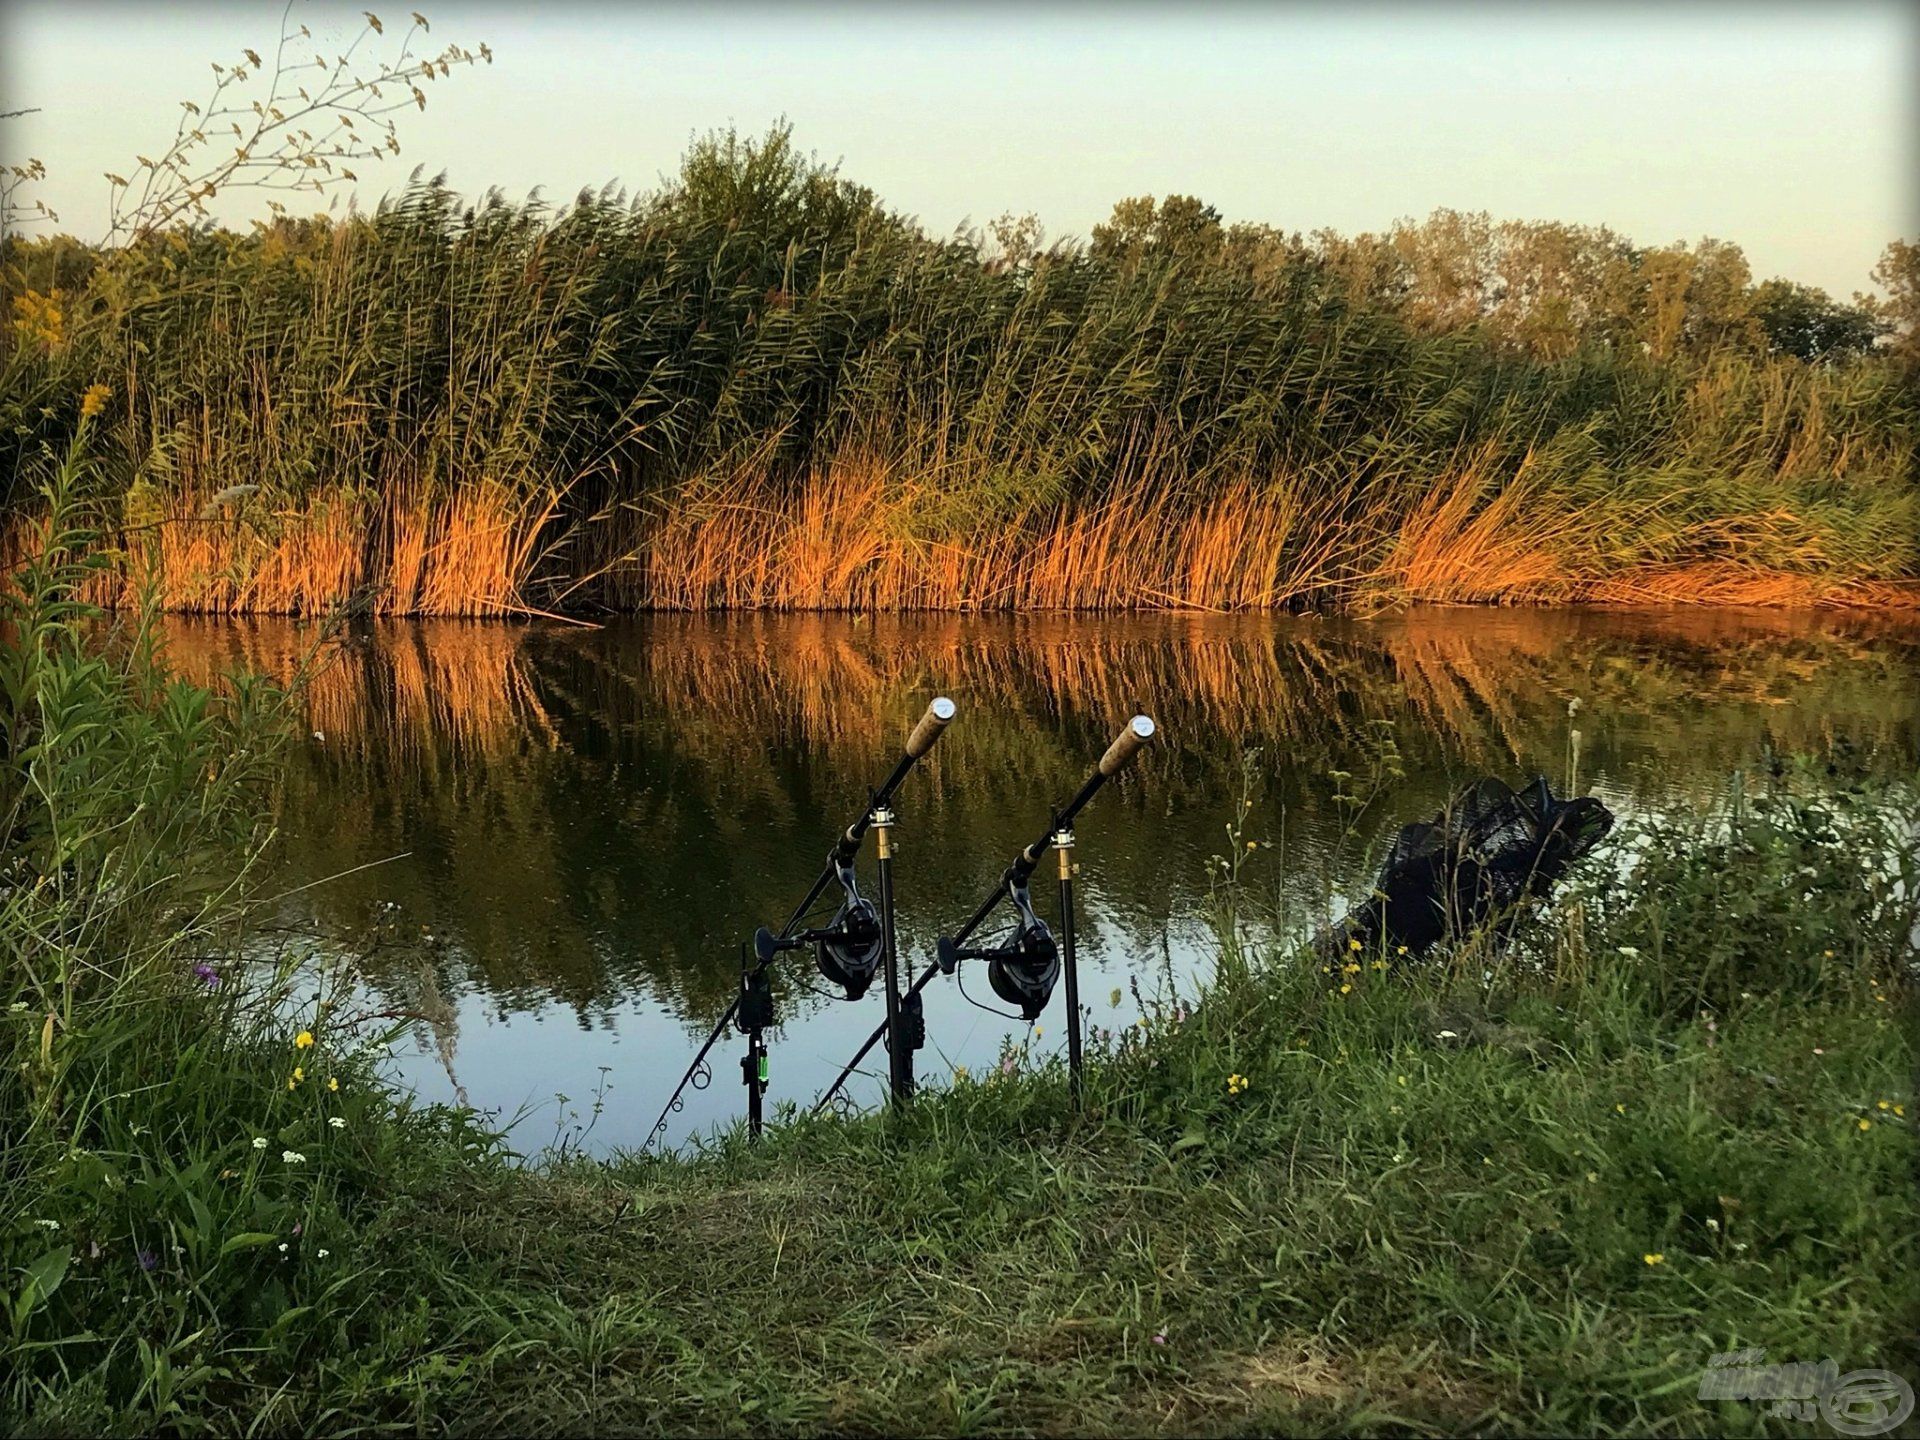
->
936 873 1061 1021
816 892 883 999
986 920 1059 1021
754 852 884 1000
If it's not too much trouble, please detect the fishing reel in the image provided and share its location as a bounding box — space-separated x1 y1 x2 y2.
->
936 871 1060 1021
753 852 884 1000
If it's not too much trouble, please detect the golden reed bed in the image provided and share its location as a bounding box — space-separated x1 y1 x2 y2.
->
9 452 1917 618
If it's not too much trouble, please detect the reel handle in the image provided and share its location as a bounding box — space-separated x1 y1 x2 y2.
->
1099 714 1157 776
905 695 958 760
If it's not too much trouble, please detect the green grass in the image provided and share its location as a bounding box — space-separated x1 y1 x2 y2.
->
3 441 1917 1435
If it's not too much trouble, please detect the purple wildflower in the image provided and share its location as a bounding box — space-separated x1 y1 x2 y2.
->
191 962 220 988
1152 1333 1168 1345
136 1248 158 1272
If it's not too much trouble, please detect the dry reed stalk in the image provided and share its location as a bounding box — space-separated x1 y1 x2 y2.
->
4 478 565 618
8 444 1915 615
1379 455 1587 604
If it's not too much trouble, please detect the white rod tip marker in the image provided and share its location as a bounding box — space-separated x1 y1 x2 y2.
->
932 696 957 721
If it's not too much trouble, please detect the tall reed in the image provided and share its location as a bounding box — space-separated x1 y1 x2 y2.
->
5 129 1915 613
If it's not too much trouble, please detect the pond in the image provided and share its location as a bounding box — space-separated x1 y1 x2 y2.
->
156 607 1920 1154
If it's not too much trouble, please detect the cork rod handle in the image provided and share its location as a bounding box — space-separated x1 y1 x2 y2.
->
905 696 958 760
1098 715 1157 776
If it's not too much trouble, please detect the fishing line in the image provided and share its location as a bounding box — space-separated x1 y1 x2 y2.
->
955 965 1021 1021
785 973 859 1005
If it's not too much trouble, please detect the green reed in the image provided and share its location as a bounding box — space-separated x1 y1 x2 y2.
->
4 127 1916 612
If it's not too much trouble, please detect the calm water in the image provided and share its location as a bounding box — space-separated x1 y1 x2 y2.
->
157 608 1920 1152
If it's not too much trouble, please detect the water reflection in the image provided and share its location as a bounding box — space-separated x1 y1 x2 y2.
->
157 608 1920 1152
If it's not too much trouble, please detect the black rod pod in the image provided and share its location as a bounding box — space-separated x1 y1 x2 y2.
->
813 714 1157 1116
642 695 957 1150
873 806 915 1103
1056 828 1083 1108
736 944 774 1138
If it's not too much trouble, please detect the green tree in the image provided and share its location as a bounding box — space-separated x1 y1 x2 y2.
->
1090 194 1224 265
1751 278 1882 360
1388 208 1496 332
1865 238 1920 363
1486 219 1636 360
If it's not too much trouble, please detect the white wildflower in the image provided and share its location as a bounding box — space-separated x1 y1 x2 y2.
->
328 1116 346 1130
252 1136 268 1150
281 1150 306 1165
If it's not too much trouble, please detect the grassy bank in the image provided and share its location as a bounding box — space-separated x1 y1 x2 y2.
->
4 127 1917 615
4 460 1918 1436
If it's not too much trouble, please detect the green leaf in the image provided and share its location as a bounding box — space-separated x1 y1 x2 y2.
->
20 1245 72 1311
263 1304 313 1341
218 1231 279 1257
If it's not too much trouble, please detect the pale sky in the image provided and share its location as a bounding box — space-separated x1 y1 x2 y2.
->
4 1 1914 297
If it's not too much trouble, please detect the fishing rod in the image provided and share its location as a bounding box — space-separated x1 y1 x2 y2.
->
812 713 1157 1117
642 695 957 1149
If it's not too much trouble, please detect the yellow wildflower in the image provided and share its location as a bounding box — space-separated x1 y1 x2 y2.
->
1348 938 1362 953
1339 983 1352 995
295 1030 315 1049
327 1076 339 1093
10 289 64 349
1643 1253 1665 1266
1878 1100 1890 1110
79 383 111 418
1858 1119 1871 1131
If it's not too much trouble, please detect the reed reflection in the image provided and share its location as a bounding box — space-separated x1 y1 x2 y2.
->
156 607 1920 1137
